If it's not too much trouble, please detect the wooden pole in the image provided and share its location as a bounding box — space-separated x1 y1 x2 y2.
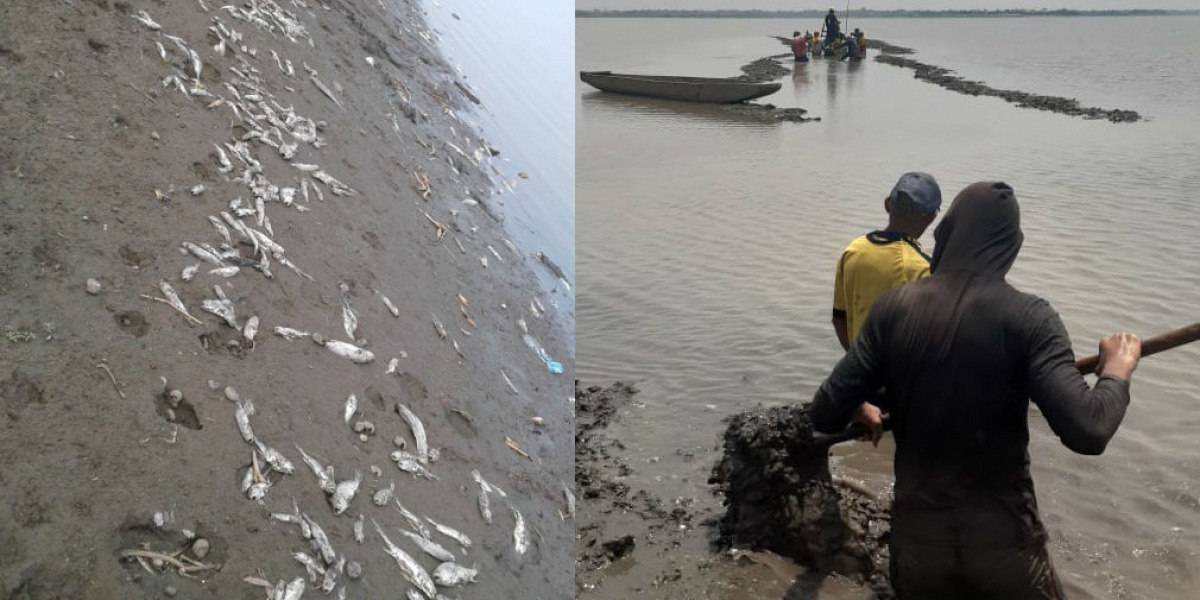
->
816 322 1200 448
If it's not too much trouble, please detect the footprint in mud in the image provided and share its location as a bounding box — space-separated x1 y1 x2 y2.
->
118 243 156 269
155 388 202 430
198 329 247 358
2 369 47 411
114 310 149 337
395 372 428 406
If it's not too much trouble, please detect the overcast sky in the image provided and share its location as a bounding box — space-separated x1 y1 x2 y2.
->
579 1 1196 10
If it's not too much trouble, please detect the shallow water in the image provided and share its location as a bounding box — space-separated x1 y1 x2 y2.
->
578 15 1200 599
422 0 576 342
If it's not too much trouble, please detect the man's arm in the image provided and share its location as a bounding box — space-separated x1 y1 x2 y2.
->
832 313 850 351
812 298 889 436
1025 300 1140 455
832 251 850 350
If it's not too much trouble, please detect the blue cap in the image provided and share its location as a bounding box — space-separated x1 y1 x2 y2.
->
888 172 942 215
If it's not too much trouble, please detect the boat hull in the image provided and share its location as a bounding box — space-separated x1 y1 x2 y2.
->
580 71 781 104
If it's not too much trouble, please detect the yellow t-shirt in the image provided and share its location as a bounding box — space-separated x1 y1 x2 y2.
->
833 231 931 343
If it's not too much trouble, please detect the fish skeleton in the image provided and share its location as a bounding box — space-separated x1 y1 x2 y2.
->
324 340 374 364
330 471 361 515
512 506 529 555
396 528 455 563
390 450 437 480
394 404 428 464
372 480 395 506
393 500 431 539
432 562 478 587
372 520 437 598
426 516 472 550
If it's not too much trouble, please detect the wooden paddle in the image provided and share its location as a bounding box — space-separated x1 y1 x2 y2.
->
815 322 1200 448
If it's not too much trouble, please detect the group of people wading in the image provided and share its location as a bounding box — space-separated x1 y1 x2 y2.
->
812 173 1142 598
792 8 866 62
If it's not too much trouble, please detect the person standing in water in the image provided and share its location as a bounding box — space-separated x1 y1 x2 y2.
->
812 181 1141 599
792 30 809 63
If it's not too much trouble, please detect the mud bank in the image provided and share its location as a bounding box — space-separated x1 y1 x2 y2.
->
0 1 571 598
870 43 1142 122
735 57 820 123
577 382 888 600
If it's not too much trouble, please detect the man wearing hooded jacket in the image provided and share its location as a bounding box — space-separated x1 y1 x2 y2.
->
811 182 1142 599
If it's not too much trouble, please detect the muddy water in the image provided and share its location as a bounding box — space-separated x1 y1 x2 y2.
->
577 16 1200 600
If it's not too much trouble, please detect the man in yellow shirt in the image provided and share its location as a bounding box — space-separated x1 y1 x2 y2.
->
832 172 941 350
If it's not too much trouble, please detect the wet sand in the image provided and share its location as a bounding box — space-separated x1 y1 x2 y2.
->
0 1 571 598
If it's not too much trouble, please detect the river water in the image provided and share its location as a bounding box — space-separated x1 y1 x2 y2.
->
419 0 576 343
577 15 1200 600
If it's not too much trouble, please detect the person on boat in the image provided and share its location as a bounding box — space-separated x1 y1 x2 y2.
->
824 8 841 46
831 172 941 351
811 181 1142 599
791 31 809 63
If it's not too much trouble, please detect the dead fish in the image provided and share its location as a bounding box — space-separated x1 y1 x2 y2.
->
432 562 478 587
320 558 339 593
312 170 357 196
343 394 357 425
425 516 472 550
353 514 365 544
339 284 358 340
404 591 423 600
234 400 256 443
157 280 196 320
207 215 232 246
209 266 240 278
243 315 259 345
254 439 295 475
191 184 207 196
512 506 529 555
181 264 200 282
273 326 311 340
304 514 336 566
372 480 395 506
393 500 432 540
476 485 492 525
372 520 437 598
396 529 455 563
431 314 447 339
472 469 507 499
385 358 400 375
248 480 270 501
280 577 305 600
394 404 428 464
330 471 361 515
324 340 374 364
294 551 326 582
374 293 400 319
310 75 344 109
563 483 576 518
276 255 313 280
389 450 437 480
295 445 335 494
132 10 161 30
183 241 226 267
201 285 239 328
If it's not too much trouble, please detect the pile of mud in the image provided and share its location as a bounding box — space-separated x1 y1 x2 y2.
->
740 56 793 82
710 404 892 589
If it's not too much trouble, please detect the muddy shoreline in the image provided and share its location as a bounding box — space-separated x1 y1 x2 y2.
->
576 382 890 599
0 1 571 598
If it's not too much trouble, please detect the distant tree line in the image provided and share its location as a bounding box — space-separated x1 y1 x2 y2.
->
575 8 1197 19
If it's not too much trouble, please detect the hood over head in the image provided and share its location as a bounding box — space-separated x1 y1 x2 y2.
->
930 181 1024 278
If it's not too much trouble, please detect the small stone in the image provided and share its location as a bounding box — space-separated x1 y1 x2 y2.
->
85 279 102 295
346 561 362 580
150 131 161 140
164 585 177 597
191 538 210 559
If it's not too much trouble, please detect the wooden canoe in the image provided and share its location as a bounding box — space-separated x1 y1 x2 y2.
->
580 71 781 104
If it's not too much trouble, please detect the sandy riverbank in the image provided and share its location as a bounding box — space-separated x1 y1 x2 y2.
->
0 1 572 598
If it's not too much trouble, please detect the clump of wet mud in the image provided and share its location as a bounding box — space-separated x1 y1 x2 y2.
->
871 43 1141 122
739 56 792 82
721 103 819 123
710 404 892 591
